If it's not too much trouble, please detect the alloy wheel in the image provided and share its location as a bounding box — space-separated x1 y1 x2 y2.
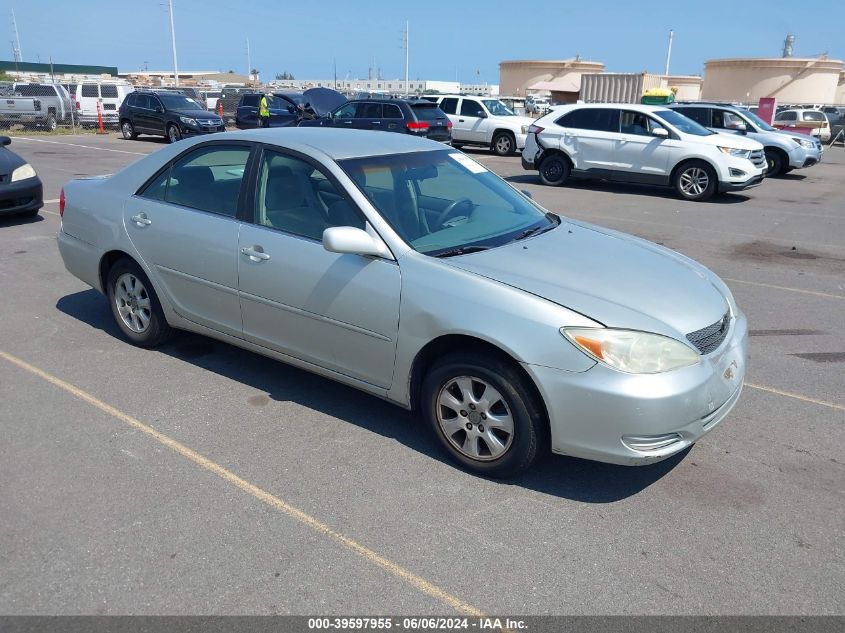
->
114 273 152 333
122 122 133 139
436 376 515 461
495 135 512 154
679 167 709 197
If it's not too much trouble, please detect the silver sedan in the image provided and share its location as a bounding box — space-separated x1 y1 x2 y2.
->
57 129 747 476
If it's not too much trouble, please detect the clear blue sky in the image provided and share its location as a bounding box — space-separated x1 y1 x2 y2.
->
12 0 845 82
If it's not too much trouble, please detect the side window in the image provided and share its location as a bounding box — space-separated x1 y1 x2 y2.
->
81 84 98 98
140 167 170 202
358 102 383 118
460 100 485 117
777 111 796 122
556 108 619 132
149 96 162 111
721 111 746 129
101 85 118 98
124 93 136 107
676 107 710 126
256 150 364 240
383 104 403 119
439 98 458 114
333 102 358 119
620 111 654 136
164 145 250 217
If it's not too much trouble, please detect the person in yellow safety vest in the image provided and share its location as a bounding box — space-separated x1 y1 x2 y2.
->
259 92 272 128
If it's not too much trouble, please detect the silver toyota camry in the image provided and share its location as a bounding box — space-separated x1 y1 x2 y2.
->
57 129 747 476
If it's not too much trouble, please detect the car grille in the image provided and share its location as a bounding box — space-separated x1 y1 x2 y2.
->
686 311 731 355
196 118 220 127
750 149 766 169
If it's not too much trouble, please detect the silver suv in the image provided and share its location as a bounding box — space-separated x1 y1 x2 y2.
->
669 102 822 177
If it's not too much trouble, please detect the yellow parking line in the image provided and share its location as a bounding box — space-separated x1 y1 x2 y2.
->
745 382 845 411
723 278 845 300
0 349 484 617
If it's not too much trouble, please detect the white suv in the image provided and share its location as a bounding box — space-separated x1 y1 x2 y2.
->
435 95 536 155
522 103 766 201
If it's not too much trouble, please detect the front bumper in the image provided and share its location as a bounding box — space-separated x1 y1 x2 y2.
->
719 174 764 192
0 176 43 216
523 311 748 466
182 124 226 136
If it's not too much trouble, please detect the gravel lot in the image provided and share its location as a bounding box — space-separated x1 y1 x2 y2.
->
1 133 843 616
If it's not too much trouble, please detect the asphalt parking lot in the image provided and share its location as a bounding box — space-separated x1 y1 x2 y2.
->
1 133 843 616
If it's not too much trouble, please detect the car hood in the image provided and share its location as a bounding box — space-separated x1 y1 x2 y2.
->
490 114 535 128
0 146 25 177
172 109 221 120
775 129 818 143
687 131 762 151
443 220 729 338
302 87 347 117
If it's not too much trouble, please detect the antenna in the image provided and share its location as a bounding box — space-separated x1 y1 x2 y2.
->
246 37 251 85
11 8 22 62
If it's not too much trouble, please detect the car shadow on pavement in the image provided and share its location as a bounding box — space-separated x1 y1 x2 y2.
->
0 213 45 228
57 288 684 503
504 174 751 204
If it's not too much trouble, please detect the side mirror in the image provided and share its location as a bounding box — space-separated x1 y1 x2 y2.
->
156 107 164 114
477 111 488 119
323 226 390 258
287 105 296 114
735 123 748 134
652 127 669 138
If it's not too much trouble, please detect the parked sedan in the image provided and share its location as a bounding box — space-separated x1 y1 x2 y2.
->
57 129 747 476
0 135 43 218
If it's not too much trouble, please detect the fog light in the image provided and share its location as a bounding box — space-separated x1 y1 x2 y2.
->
729 168 746 178
622 433 683 452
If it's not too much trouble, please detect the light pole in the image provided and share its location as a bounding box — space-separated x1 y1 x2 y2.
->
404 21 409 97
168 0 179 87
664 29 674 77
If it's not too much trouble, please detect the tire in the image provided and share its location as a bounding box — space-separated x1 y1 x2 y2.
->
673 160 717 201
421 352 547 477
491 131 516 156
121 120 138 140
19 208 39 218
106 258 172 348
764 149 785 177
538 153 571 187
166 123 182 144
46 113 57 131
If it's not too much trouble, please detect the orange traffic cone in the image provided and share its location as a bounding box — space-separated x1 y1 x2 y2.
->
96 101 106 134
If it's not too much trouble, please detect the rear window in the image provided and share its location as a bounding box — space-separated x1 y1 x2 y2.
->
81 84 98 97
802 111 826 122
101 85 119 98
411 104 448 122
16 84 56 97
383 104 403 119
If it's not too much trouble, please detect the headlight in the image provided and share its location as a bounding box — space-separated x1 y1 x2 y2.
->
521 125 529 134
179 116 198 126
718 146 752 159
561 327 700 374
791 137 815 149
10 163 36 182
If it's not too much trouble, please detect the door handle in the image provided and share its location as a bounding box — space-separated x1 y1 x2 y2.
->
130 213 152 226
241 246 270 261
342 120 352 124
372 121 381 125
458 119 465 122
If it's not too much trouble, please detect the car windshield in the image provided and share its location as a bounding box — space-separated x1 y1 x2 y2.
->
738 109 776 132
482 100 515 116
338 149 558 256
159 93 205 111
653 109 715 136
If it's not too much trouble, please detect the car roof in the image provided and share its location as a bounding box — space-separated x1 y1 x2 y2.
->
551 103 670 113
220 128 446 160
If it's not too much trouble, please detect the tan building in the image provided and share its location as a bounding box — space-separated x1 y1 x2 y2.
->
702 57 844 104
499 58 605 97
667 75 703 101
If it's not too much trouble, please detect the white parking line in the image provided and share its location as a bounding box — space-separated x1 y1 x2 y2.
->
13 137 148 156
724 278 845 300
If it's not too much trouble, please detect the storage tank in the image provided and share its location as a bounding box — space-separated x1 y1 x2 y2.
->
499 59 605 97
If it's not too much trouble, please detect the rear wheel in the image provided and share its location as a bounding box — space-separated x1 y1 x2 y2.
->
422 352 547 477
121 120 137 140
492 131 516 156
764 149 785 177
166 123 182 144
673 161 717 201
106 258 172 348
538 153 570 186
46 113 57 131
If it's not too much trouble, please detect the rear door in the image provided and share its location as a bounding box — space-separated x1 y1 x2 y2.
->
437 97 460 138
456 99 487 143
381 102 404 133
552 107 620 173
237 94 260 128
354 102 383 130
99 84 120 117
123 142 254 338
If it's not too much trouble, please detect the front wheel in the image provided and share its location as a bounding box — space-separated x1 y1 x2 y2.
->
673 161 717 201
491 131 516 156
765 150 785 177
421 353 547 477
106 258 172 348
166 124 182 144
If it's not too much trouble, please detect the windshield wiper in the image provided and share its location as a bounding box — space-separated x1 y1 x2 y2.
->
513 215 559 242
432 245 492 258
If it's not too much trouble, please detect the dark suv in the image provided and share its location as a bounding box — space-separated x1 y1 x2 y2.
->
298 98 452 143
235 92 306 129
119 91 225 143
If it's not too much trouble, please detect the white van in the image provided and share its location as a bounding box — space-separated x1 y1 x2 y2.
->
73 82 134 127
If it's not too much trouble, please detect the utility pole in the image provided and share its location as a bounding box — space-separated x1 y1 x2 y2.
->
664 29 674 77
11 8 22 62
404 21 409 96
246 38 251 85
168 0 179 86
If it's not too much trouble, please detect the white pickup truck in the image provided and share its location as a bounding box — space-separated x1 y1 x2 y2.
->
433 95 535 156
